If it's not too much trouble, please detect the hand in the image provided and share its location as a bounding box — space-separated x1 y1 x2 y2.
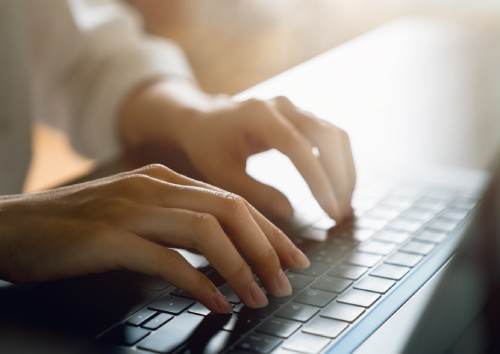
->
179 96 356 221
0 164 310 313
119 81 356 222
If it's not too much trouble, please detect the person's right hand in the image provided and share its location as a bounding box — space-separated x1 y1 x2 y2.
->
0 164 310 313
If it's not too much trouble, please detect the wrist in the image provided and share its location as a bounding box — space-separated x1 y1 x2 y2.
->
117 78 213 151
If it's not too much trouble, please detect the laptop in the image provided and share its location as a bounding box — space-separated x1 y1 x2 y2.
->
1 18 499 354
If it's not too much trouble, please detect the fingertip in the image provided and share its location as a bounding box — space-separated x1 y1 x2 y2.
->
289 249 311 270
248 282 269 308
323 193 342 221
211 292 233 314
270 198 294 221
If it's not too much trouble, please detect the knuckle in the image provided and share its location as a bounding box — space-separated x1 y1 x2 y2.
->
121 173 155 188
193 212 222 236
225 260 253 285
222 192 249 216
146 163 173 175
273 95 293 107
261 246 281 270
138 163 171 174
156 248 183 271
241 98 271 115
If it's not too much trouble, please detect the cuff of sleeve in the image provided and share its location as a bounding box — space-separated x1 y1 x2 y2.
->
70 36 195 162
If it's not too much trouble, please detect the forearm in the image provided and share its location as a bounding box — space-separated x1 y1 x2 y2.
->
117 78 230 150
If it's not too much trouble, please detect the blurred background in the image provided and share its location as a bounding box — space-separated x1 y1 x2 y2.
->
25 0 500 192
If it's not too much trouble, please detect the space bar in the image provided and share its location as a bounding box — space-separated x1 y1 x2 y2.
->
137 312 204 353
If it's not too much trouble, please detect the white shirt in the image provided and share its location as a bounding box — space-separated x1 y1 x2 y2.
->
0 0 194 194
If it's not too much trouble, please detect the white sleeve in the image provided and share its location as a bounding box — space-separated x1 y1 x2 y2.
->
26 0 195 161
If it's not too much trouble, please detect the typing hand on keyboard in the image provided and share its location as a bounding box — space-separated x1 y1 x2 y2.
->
0 164 311 314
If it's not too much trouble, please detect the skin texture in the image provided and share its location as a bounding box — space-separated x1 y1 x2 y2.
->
0 79 355 314
0 164 310 313
119 79 356 222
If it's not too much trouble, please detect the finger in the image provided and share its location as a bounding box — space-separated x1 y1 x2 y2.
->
248 104 342 220
185 162 311 269
275 97 356 218
243 203 311 270
106 231 233 313
123 206 271 308
133 182 294 298
135 163 224 193
196 156 294 221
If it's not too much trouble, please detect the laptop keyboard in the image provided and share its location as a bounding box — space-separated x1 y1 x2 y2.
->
99 176 481 354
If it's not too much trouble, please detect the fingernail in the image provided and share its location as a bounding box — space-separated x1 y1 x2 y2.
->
271 200 293 221
213 292 233 314
249 282 268 308
273 270 292 297
291 249 311 269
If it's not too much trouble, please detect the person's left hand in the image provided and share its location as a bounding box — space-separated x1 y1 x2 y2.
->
119 80 356 222
179 96 356 222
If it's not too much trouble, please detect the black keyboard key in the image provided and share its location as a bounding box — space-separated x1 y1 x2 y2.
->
275 303 319 322
389 218 424 233
310 276 352 294
126 308 157 326
337 289 380 308
416 229 447 243
321 302 365 323
354 215 387 230
381 196 413 211
188 302 211 316
386 252 423 267
349 228 376 242
137 313 205 353
239 303 280 318
282 332 330 354
294 288 336 307
286 273 315 290
236 333 282 353
148 294 194 314
370 263 410 280
404 207 437 223
256 317 301 338
170 287 195 299
354 276 396 294
267 292 295 305
233 303 245 313
428 218 459 232
328 263 367 280
344 252 382 268
178 330 239 354
309 249 344 264
302 317 348 338
374 230 411 244
223 315 261 334
356 240 396 255
400 241 435 255
292 261 330 277
100 324 149 346
219 283 241 304
454 196 479 210
141 312 174 330
441 207 469 221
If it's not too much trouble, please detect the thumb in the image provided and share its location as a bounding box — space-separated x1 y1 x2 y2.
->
210 164 293 220
242 176 294 221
